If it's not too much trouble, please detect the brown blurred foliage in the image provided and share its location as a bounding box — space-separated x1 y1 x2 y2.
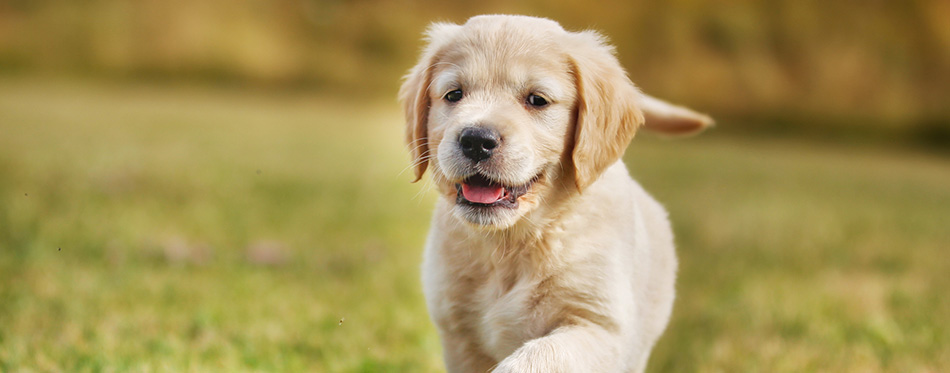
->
1 0 948 137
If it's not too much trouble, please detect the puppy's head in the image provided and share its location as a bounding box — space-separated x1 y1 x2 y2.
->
400 15 711 229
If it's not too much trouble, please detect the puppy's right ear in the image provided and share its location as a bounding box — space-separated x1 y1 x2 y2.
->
399 23 458 183
399 53 434 183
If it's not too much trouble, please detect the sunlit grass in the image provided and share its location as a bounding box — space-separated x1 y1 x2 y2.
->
0 78 947 371
0 78 441 372
630 136 950 371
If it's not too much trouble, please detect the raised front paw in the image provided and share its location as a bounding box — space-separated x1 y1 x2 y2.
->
491 356 536 373
491 341 566 373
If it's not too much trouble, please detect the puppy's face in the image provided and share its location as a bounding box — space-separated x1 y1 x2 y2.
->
426 28 577 227
401 15 711 229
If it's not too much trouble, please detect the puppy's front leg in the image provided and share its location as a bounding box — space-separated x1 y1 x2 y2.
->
492 323 623 373
441 332 498 373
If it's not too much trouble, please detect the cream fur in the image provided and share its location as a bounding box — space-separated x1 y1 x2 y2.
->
400 15 711 372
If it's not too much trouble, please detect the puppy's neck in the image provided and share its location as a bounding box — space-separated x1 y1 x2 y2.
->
452 193 583 271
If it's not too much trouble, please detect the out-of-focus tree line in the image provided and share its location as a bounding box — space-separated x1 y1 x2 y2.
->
1 0 947 139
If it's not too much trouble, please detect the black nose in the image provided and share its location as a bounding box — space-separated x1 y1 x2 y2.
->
459 127 500 162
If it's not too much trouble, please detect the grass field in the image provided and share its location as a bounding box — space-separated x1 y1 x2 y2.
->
1 77 948 372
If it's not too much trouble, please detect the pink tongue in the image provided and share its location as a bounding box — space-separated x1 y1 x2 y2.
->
461 183 505 204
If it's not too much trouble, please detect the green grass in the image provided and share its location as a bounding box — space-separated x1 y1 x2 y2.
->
1 78 948 371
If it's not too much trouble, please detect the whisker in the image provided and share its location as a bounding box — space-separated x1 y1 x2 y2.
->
411 174 438 203
405 137 429 153
397 152 433 177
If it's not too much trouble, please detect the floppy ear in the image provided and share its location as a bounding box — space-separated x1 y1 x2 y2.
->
640 94 714 136
399 52 434 183
569 31 644 191
399 23 460 182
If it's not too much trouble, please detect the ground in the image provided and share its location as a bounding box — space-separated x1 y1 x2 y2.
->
0 77 947 371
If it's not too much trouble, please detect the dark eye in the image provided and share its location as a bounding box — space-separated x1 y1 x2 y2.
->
527 94 549 107
444 89 463 102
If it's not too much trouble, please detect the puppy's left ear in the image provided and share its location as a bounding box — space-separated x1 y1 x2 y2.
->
568 31 644 191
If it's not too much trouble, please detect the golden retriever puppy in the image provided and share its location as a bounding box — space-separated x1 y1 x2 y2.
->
400 15 712 373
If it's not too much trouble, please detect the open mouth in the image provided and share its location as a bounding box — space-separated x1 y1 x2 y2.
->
455 174 536 209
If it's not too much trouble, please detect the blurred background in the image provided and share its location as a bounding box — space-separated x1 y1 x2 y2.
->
1 0 948 371
3 0 950 141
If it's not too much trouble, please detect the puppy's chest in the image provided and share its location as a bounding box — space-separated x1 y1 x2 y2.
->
469 266 550 360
